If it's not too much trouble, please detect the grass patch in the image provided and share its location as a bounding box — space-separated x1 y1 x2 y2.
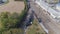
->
26 19 46 34
2 28 24 34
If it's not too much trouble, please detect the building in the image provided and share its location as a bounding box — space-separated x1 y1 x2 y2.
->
35 0 60 34
35 0 60 21
56 3 60 11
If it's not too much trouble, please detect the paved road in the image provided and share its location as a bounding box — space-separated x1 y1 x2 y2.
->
29 0 60 34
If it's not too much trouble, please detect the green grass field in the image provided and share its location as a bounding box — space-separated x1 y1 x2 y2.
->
26 19 46 34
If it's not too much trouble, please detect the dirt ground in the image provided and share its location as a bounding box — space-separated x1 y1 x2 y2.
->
0 0 24 13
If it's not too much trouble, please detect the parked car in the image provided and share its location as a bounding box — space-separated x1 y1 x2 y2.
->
38 18 42 22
